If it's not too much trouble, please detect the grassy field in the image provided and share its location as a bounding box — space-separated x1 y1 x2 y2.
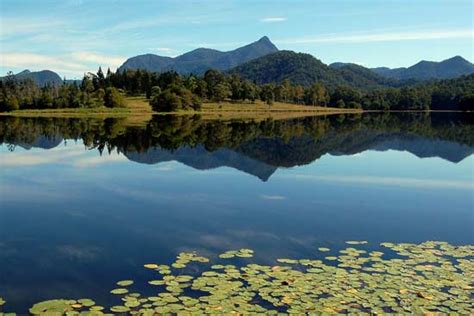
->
0 96 361 121
197 101 362 120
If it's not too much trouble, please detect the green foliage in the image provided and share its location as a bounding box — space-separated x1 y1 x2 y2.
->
150 84 200 112
1 95 20 111
305 82 329 106
229 51 392 88
1 65 472 112
104 87 125 108
260 84 275 105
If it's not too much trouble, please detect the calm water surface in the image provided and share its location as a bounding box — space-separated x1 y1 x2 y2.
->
0 113 473 311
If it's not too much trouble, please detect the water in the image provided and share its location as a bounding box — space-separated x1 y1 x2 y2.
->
0 112 473 311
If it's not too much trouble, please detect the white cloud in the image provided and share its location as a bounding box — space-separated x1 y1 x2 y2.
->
152 47 174 53
1 53 87 75
0 146 84 167
1 51 126 78
260 17 287 23
260 194 286 200
276 29 474 44
70 51 126 70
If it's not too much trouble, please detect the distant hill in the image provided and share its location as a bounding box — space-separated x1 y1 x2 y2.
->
229 51 391 88
3 70 63 86
118 36 278 75
372 56 474 80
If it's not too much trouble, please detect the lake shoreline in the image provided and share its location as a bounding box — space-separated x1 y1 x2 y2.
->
2 96 471 120
0 99 363 120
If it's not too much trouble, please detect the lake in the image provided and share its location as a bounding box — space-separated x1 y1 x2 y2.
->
0 112 473 313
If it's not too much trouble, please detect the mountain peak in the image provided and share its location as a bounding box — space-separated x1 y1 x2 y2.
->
444 55 471 64
119 37 278 74
253 36 277 49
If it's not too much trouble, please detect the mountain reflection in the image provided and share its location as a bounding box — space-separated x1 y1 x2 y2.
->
0 113 472 180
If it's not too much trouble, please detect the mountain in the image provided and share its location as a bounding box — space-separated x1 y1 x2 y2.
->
329 62 394 87
372 56 474 80
6 69 63 86
229 51 390 88
118 36 278 75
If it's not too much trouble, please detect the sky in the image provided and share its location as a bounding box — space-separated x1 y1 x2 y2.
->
0 0 473 78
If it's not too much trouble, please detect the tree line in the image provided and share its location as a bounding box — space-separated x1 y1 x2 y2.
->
0 68 125 112
1 67 472 112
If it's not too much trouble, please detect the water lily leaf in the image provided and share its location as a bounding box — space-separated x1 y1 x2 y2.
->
116 280 134 287
110 305 130 313
144 264 159 269
110 288 129 295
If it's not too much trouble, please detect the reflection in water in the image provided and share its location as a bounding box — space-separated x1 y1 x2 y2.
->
0 112 473 312
1 113 473 180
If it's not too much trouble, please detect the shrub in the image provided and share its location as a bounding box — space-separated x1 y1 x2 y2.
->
150 84 201 112
104 87 125 108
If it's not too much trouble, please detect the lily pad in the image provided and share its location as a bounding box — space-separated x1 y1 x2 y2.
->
116 280 134 287
110 288 129 295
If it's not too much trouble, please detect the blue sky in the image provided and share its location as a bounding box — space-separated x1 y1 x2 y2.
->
1 0 473 78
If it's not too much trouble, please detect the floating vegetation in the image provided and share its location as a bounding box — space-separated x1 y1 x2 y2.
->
116 280 134 287
110 288 128 295
1 241 473 314
143 264 159 269
218 248 254 259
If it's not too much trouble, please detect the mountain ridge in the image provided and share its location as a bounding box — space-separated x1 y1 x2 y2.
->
229 50 392 87
3 37 472 86
370 55 474 80
118 36 278 75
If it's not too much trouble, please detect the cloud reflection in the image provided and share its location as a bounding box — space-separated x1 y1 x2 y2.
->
281 174 473 190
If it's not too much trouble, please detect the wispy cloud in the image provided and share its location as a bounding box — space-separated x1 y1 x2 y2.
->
73 154 127 168
70 51 126 70
153 47 174 53
260 17 287 23
0 17 65 38
101 14 217 33
260 194 286 200
282 174 474 190
276 29 474 44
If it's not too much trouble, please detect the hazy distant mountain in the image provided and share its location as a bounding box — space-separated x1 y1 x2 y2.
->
371 56 474 80
229 51 390 88
118 36 278 75
3 70 63 86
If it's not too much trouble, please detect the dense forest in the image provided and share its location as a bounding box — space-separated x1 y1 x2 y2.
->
228 51 394 88
1 66 473 112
